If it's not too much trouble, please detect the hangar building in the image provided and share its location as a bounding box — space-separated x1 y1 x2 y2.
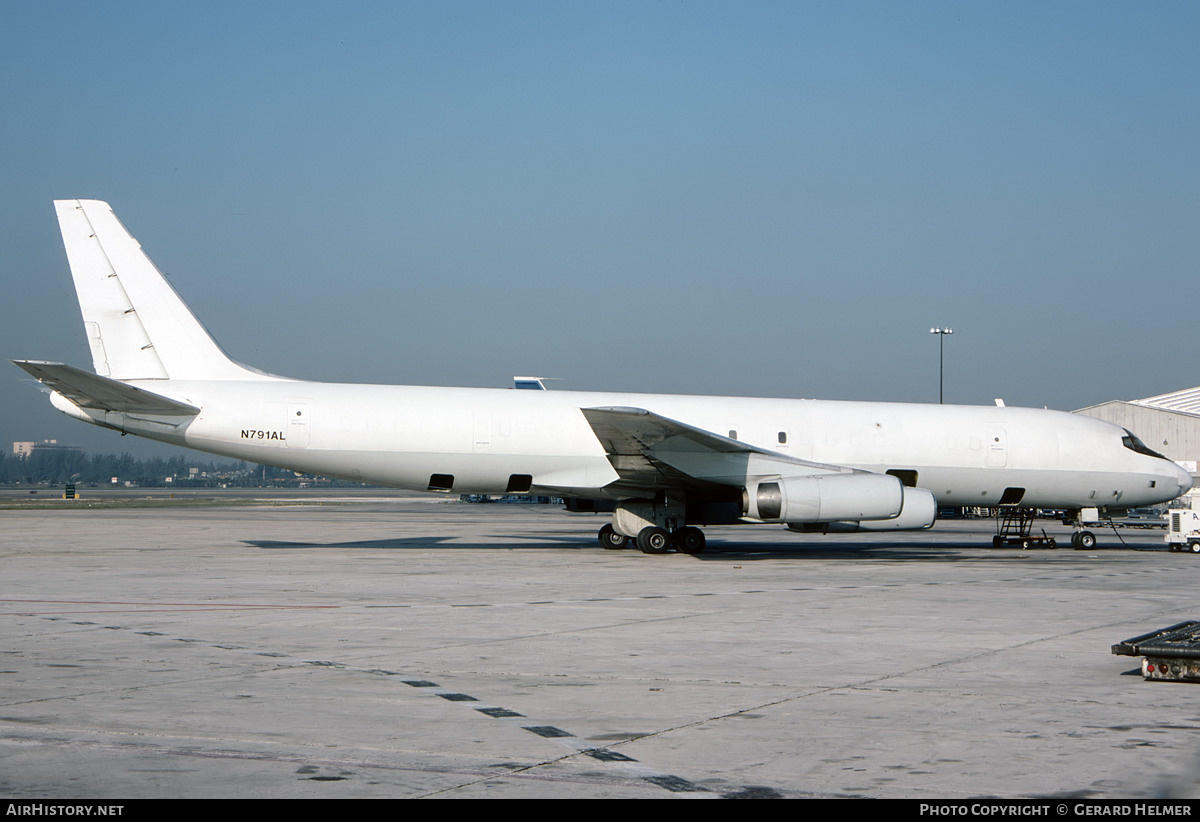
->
1075 385 1200 472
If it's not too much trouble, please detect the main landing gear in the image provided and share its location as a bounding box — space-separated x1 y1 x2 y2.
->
596 495 708 554
598 523 629 550
597 523 706 554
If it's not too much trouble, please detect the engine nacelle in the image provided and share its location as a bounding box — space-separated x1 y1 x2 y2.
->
850 486 937 530
788 486 938 532
743 472 903 523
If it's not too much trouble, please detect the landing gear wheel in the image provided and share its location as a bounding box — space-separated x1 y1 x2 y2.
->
1073 530 1096 550
676 526 706 555
598 523 629 550
636 526 671 554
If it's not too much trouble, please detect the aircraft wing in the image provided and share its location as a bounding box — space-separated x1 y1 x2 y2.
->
12 360 200 416
581 406 857 492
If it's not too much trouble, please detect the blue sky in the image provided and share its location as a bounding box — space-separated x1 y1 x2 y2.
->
3 1 1199 457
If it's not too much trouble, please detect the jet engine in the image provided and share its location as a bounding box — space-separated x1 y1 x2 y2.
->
785 485 938 532
847 486 937 530
743 472 903 523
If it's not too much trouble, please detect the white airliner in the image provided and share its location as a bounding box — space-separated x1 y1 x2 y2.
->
13 200 1192 553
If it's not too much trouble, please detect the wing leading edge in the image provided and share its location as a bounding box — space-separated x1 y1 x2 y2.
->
581 405 861 492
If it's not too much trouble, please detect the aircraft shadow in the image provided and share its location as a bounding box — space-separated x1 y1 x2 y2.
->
245 533 596 552
238 532 1113 562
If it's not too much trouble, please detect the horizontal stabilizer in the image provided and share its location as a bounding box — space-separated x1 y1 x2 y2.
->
12 360 200 416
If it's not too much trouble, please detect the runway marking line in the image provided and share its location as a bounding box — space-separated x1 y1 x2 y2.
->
389 673 725 797
1 599 339 615
17 608 740 797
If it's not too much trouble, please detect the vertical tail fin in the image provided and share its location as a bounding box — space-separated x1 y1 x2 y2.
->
55 199 260 381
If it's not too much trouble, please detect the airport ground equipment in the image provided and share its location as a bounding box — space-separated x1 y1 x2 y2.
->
1112 622 1200 682
1164 508 1200 553
992 507 1057 549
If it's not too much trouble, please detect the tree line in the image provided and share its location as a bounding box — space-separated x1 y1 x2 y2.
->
0 449 300 487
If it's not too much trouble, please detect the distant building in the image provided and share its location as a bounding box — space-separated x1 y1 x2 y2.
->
12 439 83 458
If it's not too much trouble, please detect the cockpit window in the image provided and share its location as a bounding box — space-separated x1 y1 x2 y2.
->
1121 429 1167 460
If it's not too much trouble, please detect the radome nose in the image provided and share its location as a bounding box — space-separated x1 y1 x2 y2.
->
1175 462 1194 497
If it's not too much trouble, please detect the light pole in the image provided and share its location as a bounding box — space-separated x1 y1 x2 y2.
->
930 327 953 404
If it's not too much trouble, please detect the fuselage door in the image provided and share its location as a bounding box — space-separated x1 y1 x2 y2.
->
473 411 492 452
986 425 1007 468
287 402 310 448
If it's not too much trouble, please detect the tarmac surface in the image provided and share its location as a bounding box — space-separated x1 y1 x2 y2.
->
2 489 1199 799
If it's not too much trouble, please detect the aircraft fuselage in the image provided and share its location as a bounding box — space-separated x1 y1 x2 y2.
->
54 378 1188 511
19 198 1192 554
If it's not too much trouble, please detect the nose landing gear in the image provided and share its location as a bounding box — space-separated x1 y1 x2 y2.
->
1070 529 1097 550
